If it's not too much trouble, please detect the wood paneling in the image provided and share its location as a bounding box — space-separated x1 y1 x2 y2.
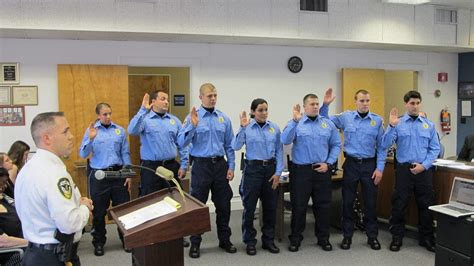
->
58 64 129 197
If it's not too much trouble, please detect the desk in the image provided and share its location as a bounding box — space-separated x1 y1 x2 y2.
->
435 213 474 266
378 158 474 226
261 171 343 242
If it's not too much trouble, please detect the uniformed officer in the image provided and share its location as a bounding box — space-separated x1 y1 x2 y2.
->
382 91 440 252
15 112 93 265
232 98 283 256
320 89 387 250
128 90 190 247
281 93 341 252
178 83 236 258
79 103 131 256
128 91 188 195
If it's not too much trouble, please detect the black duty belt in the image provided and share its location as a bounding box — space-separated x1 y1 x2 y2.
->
345 155 375 164
293 162 321 169
142 159 175 165
92 165 122 171
28 242 58 251
245 158 276 166
193 156 224 164
399 162 417 168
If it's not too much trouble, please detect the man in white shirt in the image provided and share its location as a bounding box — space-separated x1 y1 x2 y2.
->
15 112 93 265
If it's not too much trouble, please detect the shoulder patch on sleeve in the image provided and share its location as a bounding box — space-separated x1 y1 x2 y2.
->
57 177 72 199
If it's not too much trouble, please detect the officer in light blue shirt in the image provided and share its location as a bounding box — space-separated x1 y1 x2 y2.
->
320 88 387 251
79 103 131 256
281 93 341 252
178 83 236 259
382 91 440 253
232 98 283 256
128 91 189 196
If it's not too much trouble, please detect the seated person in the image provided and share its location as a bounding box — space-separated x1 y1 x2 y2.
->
0 167 27 265
0 154 15 198
458 134 474 162
8 141 30 173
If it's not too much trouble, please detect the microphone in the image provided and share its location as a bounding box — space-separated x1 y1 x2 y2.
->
155 166 174 181
155 166 186 201
94 168 136 180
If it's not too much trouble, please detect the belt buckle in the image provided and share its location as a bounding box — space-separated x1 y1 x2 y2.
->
356 158 363 164
262 160 269 167
211 157 218 163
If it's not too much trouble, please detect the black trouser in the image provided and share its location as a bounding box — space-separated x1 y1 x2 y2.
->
190 157 232 245
288 164 332 245
389 163 435 240
139 159 181 196
88 166 130 246
22 243 80 266
240 160 277 246
341 157 378 239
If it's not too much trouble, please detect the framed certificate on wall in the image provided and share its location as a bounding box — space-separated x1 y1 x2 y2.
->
0 86 11 105
12 85 38 105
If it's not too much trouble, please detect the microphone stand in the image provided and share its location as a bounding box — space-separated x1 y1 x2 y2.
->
128 164 173 194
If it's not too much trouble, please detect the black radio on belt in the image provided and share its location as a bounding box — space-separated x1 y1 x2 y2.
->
54 229 75 263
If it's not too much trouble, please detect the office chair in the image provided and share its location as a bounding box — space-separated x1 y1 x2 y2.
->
0 244 27 265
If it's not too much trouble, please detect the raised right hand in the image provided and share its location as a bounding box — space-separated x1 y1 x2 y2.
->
142 93 153 110
293 104 302 121
88 122 98 140
240 111 250 127
323 88 336 105
389 107 400 127
190 106 199 126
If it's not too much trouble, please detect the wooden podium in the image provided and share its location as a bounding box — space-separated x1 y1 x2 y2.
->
108 188 211 266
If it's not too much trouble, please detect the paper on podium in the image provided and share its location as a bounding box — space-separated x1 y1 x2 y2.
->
118 197 180 230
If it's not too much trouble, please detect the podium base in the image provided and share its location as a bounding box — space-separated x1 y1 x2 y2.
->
132 238 184 266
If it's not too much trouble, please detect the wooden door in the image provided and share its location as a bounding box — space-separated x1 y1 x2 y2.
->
58 64 129 197
341 68 385 117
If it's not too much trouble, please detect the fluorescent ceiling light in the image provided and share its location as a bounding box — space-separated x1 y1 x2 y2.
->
382 0 430 4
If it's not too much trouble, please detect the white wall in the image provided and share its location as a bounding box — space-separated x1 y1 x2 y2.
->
0 0 472 47
0 38 458 209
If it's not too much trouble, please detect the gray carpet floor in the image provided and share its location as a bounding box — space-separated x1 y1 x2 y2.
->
78 210 435 265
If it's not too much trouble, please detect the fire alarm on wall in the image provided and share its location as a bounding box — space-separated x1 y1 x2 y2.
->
438 72 448 82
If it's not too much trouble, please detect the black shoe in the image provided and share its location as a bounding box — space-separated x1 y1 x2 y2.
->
189 244 200 258
246 245 257 256
389 238 402 252
419 239 436 252
219 241 237 253
368 238 381 250
94 244 104 256
317 240 333 251
288 243 299 252
262 242 280 254
183 239 190 248
340 237 351 250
